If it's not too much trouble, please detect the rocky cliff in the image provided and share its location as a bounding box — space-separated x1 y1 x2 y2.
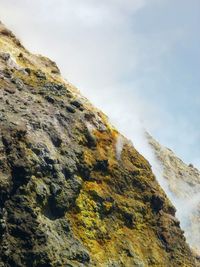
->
147 134 200 260
0 22 198 267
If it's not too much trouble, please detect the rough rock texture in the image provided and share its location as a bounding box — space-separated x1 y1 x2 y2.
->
147 134 200 261
0 21 198 266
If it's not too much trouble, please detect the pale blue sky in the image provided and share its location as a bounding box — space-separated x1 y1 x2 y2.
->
0 0 199 167
127 0 200 166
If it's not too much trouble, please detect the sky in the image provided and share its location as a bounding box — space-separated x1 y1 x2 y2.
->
0 0 200 168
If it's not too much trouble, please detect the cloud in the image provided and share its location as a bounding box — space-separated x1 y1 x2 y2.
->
1 0 198 173
0 3 198 156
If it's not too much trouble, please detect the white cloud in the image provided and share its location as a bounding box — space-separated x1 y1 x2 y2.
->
0 1 198 158
0 0 195 167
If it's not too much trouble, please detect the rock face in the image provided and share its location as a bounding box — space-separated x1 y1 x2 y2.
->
0 22 198 266
147 134 200 260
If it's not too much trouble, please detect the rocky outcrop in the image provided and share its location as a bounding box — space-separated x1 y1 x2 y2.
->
147 133 200 263
0 21 198 266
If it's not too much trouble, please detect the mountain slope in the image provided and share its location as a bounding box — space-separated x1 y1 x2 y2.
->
0 21 198 267
147 134 200 259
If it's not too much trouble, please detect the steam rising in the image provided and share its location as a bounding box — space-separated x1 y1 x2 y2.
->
115 135 125 161
145 135 200 255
